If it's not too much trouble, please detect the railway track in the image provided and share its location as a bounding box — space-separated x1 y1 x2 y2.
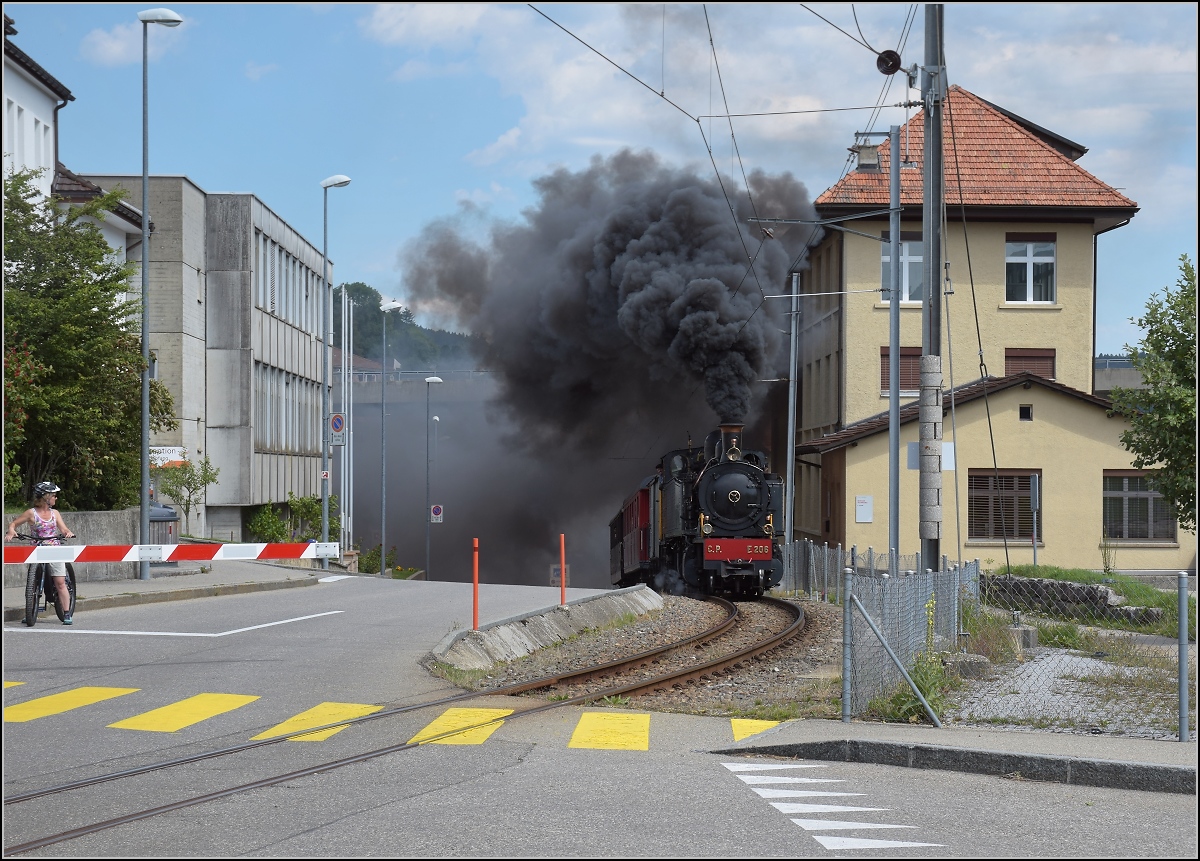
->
2 595 803 856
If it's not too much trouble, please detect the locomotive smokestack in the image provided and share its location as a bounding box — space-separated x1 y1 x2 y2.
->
719 423 744 462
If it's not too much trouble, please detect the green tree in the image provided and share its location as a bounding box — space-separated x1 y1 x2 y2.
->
3 343 49 500
4 168 178 509
332 282 416 362
1109 254 1197 532
152 455 220 535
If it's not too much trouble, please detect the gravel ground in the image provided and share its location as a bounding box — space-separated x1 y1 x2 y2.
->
461 596 846 720
437 594 1195 737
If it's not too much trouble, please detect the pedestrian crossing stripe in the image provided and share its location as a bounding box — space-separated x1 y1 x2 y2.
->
730 718 779 740
252 702 384 741
407 707 513 745
4 686 140 722
737 775 844 784
108 693 260 732
568 711 650 750
790 818 916 831
727 761 943 850
812 835 943 850
722 762 828 771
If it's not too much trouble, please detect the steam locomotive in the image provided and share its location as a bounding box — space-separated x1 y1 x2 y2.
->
609 424 784 598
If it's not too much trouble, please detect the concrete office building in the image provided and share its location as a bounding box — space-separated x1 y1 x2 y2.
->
82 174 331 541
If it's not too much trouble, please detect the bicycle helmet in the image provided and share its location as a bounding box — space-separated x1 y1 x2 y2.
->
34 481 61 498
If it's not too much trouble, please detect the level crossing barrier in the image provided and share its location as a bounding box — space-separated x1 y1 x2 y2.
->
3 542 341 565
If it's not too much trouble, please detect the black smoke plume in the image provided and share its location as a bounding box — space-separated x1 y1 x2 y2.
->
386 150 816 587
402 149 814 449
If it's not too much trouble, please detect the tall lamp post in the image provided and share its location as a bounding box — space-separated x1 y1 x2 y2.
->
379 300 403 577
425 376 443 578
320 174 351 570
138 7 182 580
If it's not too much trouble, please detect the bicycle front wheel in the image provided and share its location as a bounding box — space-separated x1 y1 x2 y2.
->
54 564 77 622
23 564 45 627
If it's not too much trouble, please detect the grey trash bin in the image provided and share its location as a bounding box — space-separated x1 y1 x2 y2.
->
149 502 180 544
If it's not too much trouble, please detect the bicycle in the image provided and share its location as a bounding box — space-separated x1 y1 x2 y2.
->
13 532 76 627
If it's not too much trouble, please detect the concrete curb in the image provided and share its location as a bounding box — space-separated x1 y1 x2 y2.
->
2 577 317 623
712 738 1197 795
428 584 664 670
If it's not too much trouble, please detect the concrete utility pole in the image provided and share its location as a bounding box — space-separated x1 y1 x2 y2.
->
920 3 945 566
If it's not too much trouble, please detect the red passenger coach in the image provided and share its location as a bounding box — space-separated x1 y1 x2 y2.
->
609 481 654 583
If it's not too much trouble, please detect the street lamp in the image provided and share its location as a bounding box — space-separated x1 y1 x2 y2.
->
138 7 182 580
379 299 403 577
320 174 351 570
425 376 443 579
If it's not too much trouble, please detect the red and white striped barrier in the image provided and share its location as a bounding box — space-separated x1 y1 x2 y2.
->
3 542 341 565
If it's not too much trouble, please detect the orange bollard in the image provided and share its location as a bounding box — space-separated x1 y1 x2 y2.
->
473 538 479 631
559 533 566 607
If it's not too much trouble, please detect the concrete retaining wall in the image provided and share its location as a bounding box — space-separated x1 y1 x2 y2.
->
3 509 141 586
430 585 664 670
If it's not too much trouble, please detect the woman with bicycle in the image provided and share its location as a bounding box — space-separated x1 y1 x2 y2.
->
5 481 76 625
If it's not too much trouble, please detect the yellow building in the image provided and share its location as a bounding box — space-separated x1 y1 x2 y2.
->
797 372 1193 574
793 86 1194 575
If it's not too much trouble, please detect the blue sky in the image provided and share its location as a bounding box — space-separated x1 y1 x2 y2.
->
6 2 1197 355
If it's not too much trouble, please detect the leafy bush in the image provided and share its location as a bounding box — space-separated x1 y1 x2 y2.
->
864 654 955 723
246 502 289 543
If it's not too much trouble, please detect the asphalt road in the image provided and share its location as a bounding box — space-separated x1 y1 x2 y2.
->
3 578 1196 858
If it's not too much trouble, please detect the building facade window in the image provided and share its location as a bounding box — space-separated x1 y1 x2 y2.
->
968 469 1041 541
881 232 923 302
1005 233 1056 302
1102 471 1177 541
1005 348 1056 378
880 346 921 394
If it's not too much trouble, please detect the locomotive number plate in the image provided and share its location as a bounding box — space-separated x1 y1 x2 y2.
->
703 539 772 561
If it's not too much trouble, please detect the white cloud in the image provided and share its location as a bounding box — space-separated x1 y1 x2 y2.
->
80 20 185 67
245 61 279 81
362 3 488 50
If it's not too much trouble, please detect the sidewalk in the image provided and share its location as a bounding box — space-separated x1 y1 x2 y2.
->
4 563 1195 794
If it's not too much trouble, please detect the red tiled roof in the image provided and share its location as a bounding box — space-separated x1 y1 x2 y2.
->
815 86 1137 211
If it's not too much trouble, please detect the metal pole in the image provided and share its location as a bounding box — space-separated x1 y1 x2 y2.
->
1180 571 1190 742
888 124 901 557
139 19 151 580
347 301 354 553
425 381 432 580
785 271 799 544
320 187 331 570
380 315 387 577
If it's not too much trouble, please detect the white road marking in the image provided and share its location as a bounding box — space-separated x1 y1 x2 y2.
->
2 611 343 637
318 575 354 582
790 818 916 831
753 788 865 798
721 762 828 771
737 775 844 784
771 802 888 814
812 835 943 850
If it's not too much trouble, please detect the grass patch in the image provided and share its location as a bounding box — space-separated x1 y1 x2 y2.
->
984 564 1195 639
862 655 959 724
426 660 490 689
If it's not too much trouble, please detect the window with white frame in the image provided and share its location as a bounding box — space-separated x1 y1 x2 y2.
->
881 232 923 302
1005 234 1056 302
1102 471 1177 541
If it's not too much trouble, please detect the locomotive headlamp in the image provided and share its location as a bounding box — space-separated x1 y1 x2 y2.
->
703 522 713 535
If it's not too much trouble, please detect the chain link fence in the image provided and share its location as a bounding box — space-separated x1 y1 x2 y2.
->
777 540 1196 740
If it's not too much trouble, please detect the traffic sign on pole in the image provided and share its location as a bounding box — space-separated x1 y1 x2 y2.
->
430 504 443 523
330 413 347 445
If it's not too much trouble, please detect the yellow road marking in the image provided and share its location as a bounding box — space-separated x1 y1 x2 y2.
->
4 687 140 722
109 693 259 732
4 681 25 688
407 707 513 745
731 718 780 741
252 702 384 741
568 711 650 750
